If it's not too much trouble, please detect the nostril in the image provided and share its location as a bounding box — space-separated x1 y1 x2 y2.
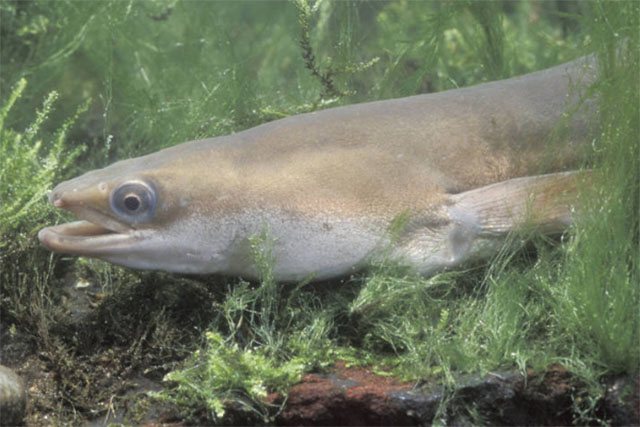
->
50 191 65 207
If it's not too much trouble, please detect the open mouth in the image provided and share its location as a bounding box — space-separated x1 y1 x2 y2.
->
38 210 137 255
38 220 138 255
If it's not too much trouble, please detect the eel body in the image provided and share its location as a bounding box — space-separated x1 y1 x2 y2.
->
39 57 596 281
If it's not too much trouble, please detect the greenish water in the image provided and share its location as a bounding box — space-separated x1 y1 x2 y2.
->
1 1 637 424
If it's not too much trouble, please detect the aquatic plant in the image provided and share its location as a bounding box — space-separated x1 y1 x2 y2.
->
0 78 86 332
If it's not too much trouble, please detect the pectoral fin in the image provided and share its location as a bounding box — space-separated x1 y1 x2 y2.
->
450 170 589 236
394 170 589 276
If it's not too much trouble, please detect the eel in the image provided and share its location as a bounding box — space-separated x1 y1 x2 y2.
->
38 56 597 281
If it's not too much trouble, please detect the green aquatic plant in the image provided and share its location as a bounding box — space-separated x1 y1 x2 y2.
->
155 330 304 423
0 78 87 239
0 78 86 325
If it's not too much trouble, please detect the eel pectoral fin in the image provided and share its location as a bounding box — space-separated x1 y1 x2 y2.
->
450 170 590 236
394 171 589 276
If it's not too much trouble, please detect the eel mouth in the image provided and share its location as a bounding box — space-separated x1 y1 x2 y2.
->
38 210 138 256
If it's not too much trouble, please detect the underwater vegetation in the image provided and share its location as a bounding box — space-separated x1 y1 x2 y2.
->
0 0 637 424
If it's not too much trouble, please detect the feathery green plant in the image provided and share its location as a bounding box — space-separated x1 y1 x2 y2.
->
0 79 87 240
0 79 89 416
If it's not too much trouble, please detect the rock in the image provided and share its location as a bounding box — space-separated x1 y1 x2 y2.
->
272 362 639 426
0 364 26 426
276 361 416 426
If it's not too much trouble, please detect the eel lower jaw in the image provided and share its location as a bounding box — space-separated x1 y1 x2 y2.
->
38 220 139 255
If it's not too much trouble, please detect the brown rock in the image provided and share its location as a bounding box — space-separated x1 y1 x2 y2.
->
273 363 639 426
277 362 416 426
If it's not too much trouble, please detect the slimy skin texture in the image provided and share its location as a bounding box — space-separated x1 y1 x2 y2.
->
39 57 596 281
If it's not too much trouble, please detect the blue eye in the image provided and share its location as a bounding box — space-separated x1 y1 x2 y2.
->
110 180 157 223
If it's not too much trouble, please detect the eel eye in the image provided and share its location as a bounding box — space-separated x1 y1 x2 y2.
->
110 180 157 223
